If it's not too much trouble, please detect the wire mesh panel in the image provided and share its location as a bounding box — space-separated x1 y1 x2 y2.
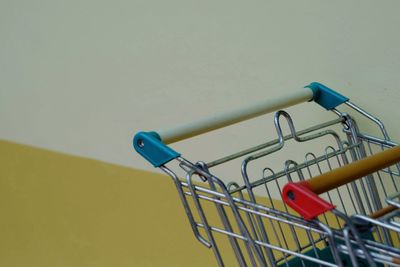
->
134 85 400 267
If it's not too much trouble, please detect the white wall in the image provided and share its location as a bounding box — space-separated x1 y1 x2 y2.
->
1 0 399 174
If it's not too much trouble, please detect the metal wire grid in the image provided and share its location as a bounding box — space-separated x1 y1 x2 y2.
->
159 110 400 267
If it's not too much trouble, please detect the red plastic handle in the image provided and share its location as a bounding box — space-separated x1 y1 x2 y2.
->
282 146 400 220
282 182 335 221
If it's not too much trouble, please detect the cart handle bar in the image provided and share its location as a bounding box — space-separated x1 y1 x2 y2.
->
134 82 349 167
283 146 400 220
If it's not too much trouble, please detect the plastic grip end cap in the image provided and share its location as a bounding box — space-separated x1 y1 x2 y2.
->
306 82 349 110
282 182 335 221
133 131 180 167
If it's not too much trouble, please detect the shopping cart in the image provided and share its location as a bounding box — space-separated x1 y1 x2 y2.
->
133 82 400 267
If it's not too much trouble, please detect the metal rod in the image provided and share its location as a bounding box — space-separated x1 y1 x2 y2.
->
207 117 343 168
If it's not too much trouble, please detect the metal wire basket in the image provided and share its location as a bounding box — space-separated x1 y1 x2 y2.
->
134 83 400 267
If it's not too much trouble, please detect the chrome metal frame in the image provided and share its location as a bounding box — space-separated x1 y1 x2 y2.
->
157 102 400 266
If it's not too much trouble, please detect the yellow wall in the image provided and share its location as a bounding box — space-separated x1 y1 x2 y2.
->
0 140 223 266
2 140 398 266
